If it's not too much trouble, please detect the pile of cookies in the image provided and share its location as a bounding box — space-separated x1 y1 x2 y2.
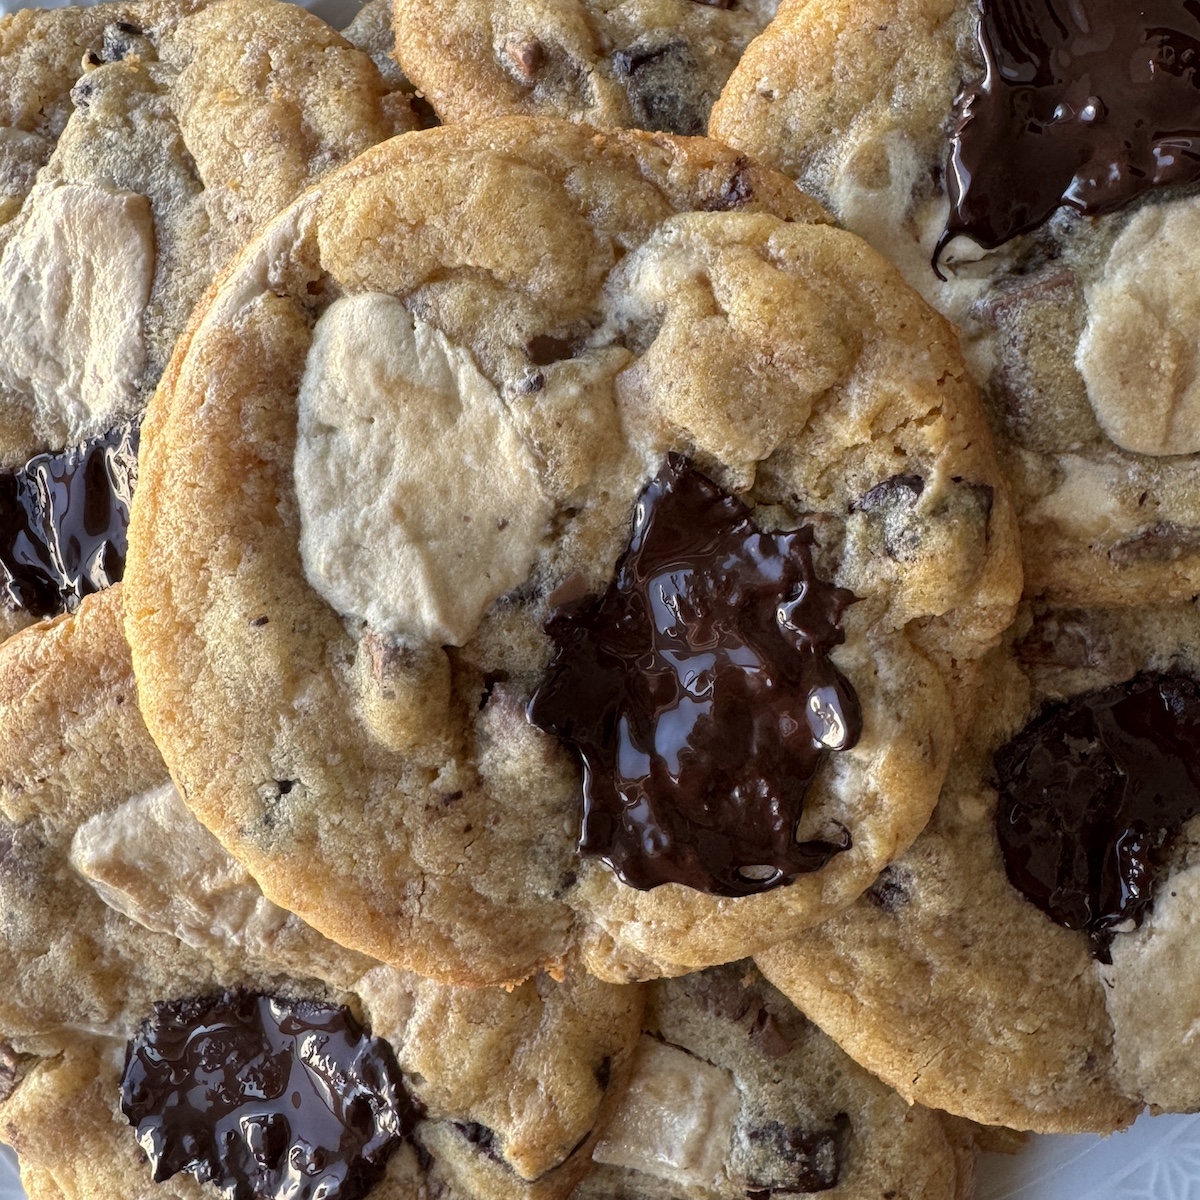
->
0 0 1194 1195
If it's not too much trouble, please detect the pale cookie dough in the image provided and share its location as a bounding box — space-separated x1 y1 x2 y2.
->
758 603 1200 1133
392 0 778 133
710 0 1200 605
0 587 644 1200
571 966 987 1200
123 118 1019 988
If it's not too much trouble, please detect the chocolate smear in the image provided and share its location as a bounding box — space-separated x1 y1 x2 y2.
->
0 420 138 618
527 455 860 895
121 991 417 1200
936 0 1200 270
995 671 1200 959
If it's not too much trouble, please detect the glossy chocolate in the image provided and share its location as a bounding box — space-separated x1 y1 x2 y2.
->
995 672 1200 958
528 455 860 895
0 421 138 618
121 992 417 1200
937 0 1200 266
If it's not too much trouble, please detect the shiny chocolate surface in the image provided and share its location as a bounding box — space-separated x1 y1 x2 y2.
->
121 992 416 1200
937 0 1200 264
528 455 860 895
995 671 1200 958
0 421 138 618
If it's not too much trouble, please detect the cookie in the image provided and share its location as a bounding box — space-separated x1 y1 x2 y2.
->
572 964 991 1200
0 0 418 632
0 586 644 1199
710 0 1200 606
121 117 1020 987
391 0 778 134
756 602 1200 1133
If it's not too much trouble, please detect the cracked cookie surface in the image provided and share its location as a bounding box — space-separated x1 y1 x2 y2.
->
123 117 1020 987
711 0 1200 605
757 603 1200 1133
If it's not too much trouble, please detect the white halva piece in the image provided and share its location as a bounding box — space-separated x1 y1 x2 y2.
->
0 182 154 437
69 782 291 956
1103 858 1200 1112
295 292 553 646
592 1036 739 1190
1078 198 1200 457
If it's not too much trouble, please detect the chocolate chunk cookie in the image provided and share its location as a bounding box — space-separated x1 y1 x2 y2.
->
0 0 417 635
757 603 1200 1132
0 587 644 1200
710 0 1200 605
391 0 778 133
571 964 988 1200
122 118 1020 986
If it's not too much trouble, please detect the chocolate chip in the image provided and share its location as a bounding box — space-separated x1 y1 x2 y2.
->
858 473 924 511
749 1009 793 1059
503 35 545 82
0 420 139 619
70 78 96 109
612 39 708 135
745 1116 848 1192
866 863 914 912
703 156 755 211
935 0 1200 267
525 334 580 366
1108 522 1200 565
513 370 546 395
994 672 1200 959
454 1122 504 1164
688 968 756 1025
103 21 144 59
121 992 417 1200
593 1056 612 1091
689 0 737 7
528 455 860 895
248 615 269 627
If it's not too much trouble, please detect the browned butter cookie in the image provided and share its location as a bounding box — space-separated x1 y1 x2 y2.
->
0 587 643 1200
757 603 1200 1133
710 0 1200 606
569 965 991 1200
391 0 778 134
0 0 417 638
123 117 1020 987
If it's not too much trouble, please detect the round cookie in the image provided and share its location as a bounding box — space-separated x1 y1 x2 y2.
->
0 0 417 634
391 0 778 134
123 117 1020 986
757 602 1200 1133
572 964 991 1200
710 0 1200 606
0 587 644 1200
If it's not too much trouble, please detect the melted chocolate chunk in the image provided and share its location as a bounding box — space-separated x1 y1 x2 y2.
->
937 0 1200 267
995 672 1200 958
121 992 417 1200
0 421 138 619
527 455 861 895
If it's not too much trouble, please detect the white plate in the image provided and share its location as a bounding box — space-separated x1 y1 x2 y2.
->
0 0 1196 1196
